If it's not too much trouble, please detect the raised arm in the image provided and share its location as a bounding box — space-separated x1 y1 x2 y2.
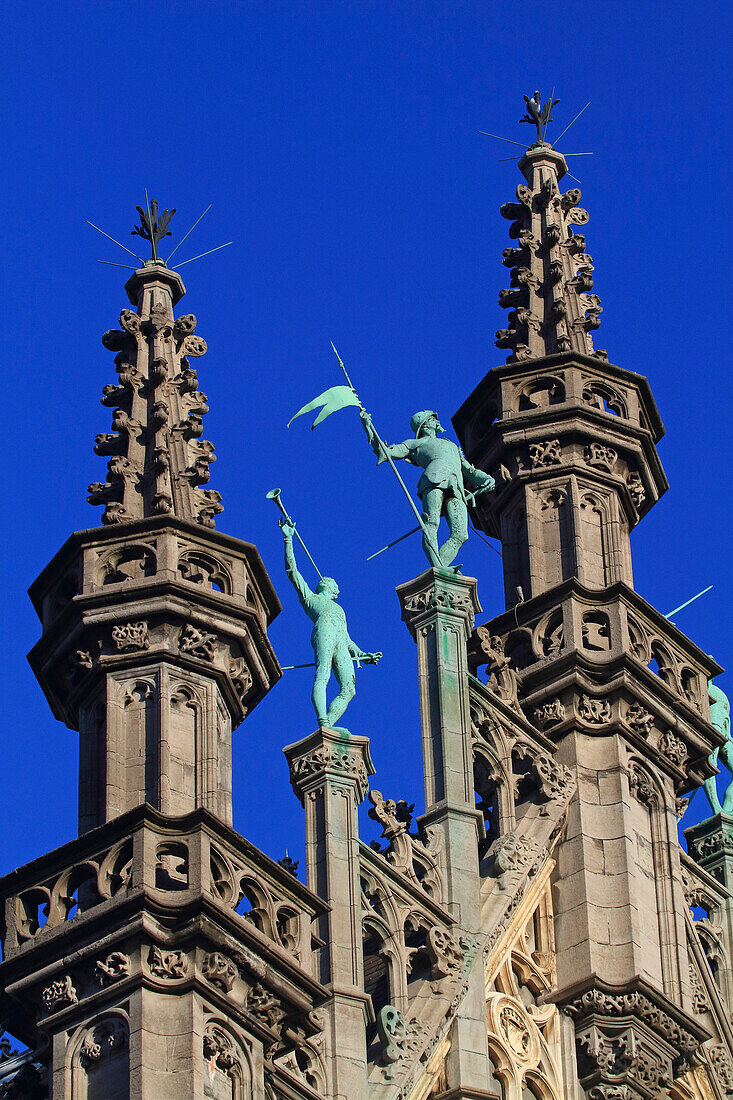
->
281 521 316 613
360 409 414 465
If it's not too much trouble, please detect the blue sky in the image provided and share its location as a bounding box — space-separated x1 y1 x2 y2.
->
1 0 731 874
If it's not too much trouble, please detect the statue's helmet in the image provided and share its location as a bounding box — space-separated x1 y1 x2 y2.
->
410 410 439 438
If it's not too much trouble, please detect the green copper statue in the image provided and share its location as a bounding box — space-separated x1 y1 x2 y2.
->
280 519 381 733
704 677 733 814
360 409 495 569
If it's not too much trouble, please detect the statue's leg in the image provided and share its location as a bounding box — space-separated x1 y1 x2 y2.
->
311 641 335 726
703 747 723 815
439 495 469 567
420 488 443 568
325 643 356 727
719 742 733 814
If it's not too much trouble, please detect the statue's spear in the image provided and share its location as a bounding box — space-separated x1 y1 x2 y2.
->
328 343 437 555
287 344 439 562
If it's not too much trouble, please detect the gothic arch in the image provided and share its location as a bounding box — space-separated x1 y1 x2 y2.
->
100 543 157 586
68 1010 130 1100
518 376 566 411
627 755 684 993
202 1018 253 1100
582 380 628 418
177 550 231 594
473 741 513 842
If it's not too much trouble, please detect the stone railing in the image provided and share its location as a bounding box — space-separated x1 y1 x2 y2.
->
0 806 322 972
467 579 720 788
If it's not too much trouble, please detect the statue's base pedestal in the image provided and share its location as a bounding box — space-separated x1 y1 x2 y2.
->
684 811 733 886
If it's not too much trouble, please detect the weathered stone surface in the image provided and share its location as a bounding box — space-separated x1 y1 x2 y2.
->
6 127 733 1100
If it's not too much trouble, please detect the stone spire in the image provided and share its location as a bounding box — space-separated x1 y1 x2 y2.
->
496 142 605 363
28 212 282 832
88 211 223 528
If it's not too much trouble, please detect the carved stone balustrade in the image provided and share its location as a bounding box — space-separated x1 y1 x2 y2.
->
0 804 328 1097
0 805 322 969
469 578 721 792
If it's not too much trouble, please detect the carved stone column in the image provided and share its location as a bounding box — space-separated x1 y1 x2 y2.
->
685 812 733 1010
284 727 375 1100
397 568 492 1100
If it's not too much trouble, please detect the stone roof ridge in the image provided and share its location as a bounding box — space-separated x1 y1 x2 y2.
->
87 257 224 529
495 139 607 365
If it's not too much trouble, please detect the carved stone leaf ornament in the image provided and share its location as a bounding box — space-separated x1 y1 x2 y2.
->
374 1007 430 1082
428 926 464 978
658 730 687 767
625 702 655 736
402 584 477 631
579 694 612 724
79 1019 128 1068
291 746 368 790
585 442 617 470
471 626 521 710
565 987 700 1059
148 945 187 979
96 951 131 985
629 763 656 805
532 751 574 802
489 830 543 876
688 962 708 1014
529 439 562 467
41 974 77 1012
202 951 239 993
111 620 149 651
203 1024 241 1078
376 1005 408 1065
246 983 284 1029
626 470 646 507
708 1044 733 1090
179 623 216 660
534 698 565 728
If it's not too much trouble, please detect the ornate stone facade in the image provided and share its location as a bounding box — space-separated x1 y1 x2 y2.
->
2 113 732 1100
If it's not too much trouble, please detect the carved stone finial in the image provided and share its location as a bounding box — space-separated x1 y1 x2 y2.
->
495 124 605 362
131 198 176 262
277 854 299 878
90 260 225 527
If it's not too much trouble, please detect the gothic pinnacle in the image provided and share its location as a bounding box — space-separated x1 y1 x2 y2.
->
493 95 605 363
88 249 224 528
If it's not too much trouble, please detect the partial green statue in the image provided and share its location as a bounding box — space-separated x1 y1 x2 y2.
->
280 519 381 733
703 676 733 815
360 409 495 569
